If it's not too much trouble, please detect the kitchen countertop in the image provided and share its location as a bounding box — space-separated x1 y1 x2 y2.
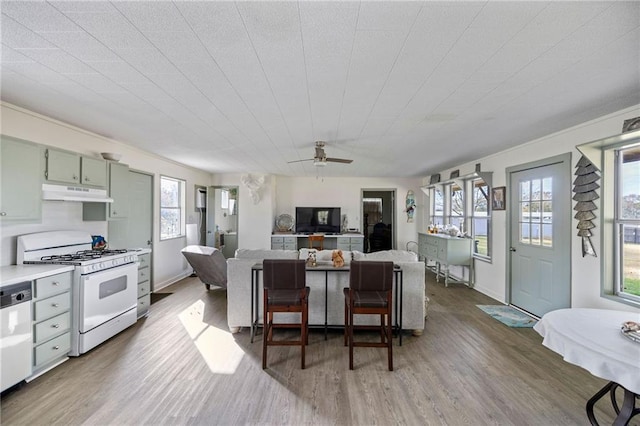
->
129 248 152 254
1 264 75 288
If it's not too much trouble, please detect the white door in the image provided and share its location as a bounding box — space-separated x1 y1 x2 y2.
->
508 156 571 317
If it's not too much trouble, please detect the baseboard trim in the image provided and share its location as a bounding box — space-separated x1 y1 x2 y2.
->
153 270 192 292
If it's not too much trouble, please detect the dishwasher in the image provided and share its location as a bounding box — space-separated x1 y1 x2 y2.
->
1 281 33 393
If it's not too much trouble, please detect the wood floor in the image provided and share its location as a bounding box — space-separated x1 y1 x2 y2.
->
1 272 629 425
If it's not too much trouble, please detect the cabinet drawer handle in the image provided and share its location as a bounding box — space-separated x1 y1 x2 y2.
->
51 324 60 328
52 303 60 307
84 176 90 181
0 212 6 216
140 272 145 277
52 345 60 350
73 175 78 181
52 281 60 286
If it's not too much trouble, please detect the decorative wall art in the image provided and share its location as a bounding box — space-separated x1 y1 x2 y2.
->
491 186 506 210
241 174 265 204
573 155 600 257
622 115 640 133
405 190 416 223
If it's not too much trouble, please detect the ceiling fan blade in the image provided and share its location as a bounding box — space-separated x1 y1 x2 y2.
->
287 158 314 164
326 157 353 164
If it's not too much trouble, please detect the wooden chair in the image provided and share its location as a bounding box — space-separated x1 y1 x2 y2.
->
308 234 324 250
344 260 394 371
262 259 310 369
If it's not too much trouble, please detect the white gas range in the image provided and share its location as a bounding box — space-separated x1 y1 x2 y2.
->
17 231 139 356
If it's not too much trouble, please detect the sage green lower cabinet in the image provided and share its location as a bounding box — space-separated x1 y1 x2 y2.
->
32 271 72 376
136 252 151 318
336 236 364 251
0 136 42 222
83 161 130 221
271 235 297 250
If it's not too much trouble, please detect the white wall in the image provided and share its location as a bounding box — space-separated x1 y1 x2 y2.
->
1 103 213 289
429 104 640 313
275 176 423 251
211 173 276 250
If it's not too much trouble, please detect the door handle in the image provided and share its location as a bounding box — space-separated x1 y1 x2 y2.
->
509 247 516 252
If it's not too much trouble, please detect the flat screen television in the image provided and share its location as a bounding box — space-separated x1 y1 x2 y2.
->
295 207 341 234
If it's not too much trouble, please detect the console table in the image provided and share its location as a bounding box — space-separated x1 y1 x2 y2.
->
534 308 640 425
271 234 364 251
250 262 403 345
418 232 473 287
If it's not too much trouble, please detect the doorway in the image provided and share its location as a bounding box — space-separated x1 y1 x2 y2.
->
361 189 396 252
506 153 571 317
206 186 239 258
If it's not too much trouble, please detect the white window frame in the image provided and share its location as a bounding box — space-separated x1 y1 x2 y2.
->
614 146 640 303
427 176 493 261
470 178 491 259
160 175 186 240
430 186 444 226
582 129 640 308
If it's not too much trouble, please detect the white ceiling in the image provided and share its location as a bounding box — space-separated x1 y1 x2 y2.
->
1 1 639 177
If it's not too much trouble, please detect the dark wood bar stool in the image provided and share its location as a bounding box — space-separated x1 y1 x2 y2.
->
344 260 394 371
262 259 310 369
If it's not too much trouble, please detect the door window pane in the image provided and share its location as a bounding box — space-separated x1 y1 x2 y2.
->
519 177 553 247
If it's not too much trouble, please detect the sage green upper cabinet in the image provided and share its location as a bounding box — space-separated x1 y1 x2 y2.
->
45 148 80 184
0 136 42 222
80 157 107 187
45 148 106 188
82 161 130 221
108 162 129 218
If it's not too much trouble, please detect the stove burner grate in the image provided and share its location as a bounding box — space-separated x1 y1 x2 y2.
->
40 249 130 262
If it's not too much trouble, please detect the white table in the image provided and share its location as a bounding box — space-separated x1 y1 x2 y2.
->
534 308 640 425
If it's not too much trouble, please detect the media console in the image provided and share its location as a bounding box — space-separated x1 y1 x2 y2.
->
271 234 364 251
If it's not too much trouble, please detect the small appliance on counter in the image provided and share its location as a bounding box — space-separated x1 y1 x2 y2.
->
91 235 107 250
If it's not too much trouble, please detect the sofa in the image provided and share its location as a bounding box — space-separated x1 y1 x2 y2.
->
226 248 426 335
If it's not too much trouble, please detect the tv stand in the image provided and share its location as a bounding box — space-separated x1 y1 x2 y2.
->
271 234 364 251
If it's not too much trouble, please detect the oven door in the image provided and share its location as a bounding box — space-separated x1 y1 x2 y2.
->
78 263 137 333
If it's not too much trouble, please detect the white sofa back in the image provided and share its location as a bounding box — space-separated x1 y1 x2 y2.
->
226 249 425 334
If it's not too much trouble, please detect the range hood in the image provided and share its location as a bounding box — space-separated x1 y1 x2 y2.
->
42 183 114 203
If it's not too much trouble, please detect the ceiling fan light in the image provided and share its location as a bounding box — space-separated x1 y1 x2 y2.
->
313 159 327 167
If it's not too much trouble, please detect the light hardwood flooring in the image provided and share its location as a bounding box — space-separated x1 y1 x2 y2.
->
0 272 630 425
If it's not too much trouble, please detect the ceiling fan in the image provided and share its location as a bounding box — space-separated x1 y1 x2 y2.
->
288 141 353 167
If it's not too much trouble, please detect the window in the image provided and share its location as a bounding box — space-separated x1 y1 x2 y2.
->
616 145 640 300
471 179 490 257
221 189 229 209
160 176 186 240
428 174 493 260
448 183 464 230
431 187 444 226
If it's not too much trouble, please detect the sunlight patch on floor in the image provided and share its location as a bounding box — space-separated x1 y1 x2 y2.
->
178 299 244 374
